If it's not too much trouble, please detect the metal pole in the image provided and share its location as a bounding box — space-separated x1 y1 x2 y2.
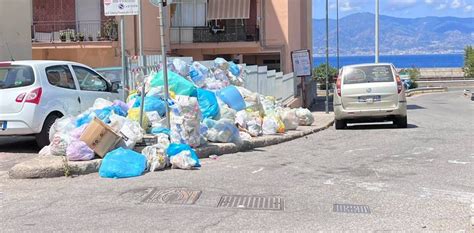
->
375 0 379 63
120 16 128 101
138 0 147 128
159 1 171 129
325 0 329 114
336 0 340 70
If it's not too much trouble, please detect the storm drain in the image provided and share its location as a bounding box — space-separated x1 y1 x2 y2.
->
333 204 371 214
141 188 202 205
217 195 284 211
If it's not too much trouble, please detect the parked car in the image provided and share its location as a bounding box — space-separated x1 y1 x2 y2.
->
0 60 121 147
333 63 407 129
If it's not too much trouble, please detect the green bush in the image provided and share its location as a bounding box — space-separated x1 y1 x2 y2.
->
464 46 474 78
312 63 337 90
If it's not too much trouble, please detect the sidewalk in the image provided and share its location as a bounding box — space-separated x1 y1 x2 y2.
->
9 112 334 179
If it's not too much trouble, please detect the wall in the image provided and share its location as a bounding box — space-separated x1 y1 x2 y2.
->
0 0 32 61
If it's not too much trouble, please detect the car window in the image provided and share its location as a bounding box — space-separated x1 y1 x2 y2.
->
0 65 35 89
46 65 76 90
343 65 394 84
72 66 108 92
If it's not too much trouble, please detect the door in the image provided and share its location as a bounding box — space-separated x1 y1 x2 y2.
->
71 65 114 111
341 65 399 110
43 65 82 116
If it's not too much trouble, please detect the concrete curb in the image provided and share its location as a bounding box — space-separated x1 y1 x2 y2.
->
405 87 448 97
9 117 334 179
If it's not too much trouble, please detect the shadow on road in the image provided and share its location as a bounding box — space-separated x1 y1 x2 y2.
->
345 123 418 130
0 136 40 153
310 95 334 112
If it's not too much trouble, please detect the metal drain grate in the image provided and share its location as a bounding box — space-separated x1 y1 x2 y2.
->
217 195 284 211
333 204 371 214
141 188 201 205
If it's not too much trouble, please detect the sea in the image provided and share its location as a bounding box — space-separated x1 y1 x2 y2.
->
313 54 464 68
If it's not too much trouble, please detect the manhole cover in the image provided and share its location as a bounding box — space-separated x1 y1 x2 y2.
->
333 204 371 214
217 195 284 211
141 188 202 205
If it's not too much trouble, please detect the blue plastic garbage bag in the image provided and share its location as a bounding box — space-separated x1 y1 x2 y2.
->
189 67 205 87
133 95 166 117
151 127 171 135
99 148 147 178
166 143 201 167
218 85 246 111
197 88 220 119
76 113 95 127
228 62 241 77
150 70 197 97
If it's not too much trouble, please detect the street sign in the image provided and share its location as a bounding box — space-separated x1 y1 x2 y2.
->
104 0 139 16
149 0 171 7
291 49 312 77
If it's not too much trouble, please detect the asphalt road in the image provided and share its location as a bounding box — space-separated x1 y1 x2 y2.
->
1 91 473 231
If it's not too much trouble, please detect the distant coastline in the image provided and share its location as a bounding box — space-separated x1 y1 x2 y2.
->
312 54 464 68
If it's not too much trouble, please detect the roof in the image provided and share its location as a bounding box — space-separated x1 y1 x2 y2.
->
343 63 394 68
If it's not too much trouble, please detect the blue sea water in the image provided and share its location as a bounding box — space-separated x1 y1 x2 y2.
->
313 54 464 68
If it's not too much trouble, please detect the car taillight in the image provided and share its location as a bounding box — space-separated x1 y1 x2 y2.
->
16 93 26 102
25 87 42 104
396 75 402 94
336 76 342 96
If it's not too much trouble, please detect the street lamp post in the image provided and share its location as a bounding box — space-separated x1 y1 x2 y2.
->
336 0 340 70
375 0 379 63
325 0 329 114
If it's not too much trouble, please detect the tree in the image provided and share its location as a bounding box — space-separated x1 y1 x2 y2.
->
312 63 338 90
464 45 474 78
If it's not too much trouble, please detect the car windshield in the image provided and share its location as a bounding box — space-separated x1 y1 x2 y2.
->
343 65 394 84
0 65 35 89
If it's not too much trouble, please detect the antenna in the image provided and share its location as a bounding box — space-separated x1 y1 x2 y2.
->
5 42 15 61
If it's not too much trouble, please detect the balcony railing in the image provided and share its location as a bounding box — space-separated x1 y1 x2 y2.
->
170 25 259 44
31 20 118 43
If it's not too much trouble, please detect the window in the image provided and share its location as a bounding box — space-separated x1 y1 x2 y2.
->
0 65 35 89
72 66 108 92
171 0 207 27
343 65 394 84
46 65 76 90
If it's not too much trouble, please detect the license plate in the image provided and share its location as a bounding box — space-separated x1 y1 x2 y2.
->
0 121 6 131
358 95 381 103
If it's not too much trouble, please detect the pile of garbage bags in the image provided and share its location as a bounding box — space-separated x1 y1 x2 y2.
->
39 57 314 179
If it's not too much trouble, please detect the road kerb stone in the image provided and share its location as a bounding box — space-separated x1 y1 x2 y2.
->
9 115 334 179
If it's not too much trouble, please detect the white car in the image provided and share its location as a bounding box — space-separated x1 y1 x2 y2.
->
0 60 121 147
333 63 407 129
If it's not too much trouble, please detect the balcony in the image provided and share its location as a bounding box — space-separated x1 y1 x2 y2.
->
170 25 259 44
31 19 118 43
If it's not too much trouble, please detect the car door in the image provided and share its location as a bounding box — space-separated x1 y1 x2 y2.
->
43 65 82 116
70 65 115 111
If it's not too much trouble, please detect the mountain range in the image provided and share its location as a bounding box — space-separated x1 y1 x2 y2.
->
313 13 474 56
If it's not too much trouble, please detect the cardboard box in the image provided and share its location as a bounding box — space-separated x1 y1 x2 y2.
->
80 117 121 158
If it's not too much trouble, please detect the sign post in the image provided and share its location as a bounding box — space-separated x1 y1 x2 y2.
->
291 49 312 108
150 0 171 129
103 0 139 102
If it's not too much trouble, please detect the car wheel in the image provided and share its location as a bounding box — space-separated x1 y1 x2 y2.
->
35 115 60 148
394 116 408 128
335 119 346 130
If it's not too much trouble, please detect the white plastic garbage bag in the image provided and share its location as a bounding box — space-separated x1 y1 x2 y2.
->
109 114 127 132
38 146 52 156
142 146 169 171
49 117 76 142
262 117 278 135
170 96 201 148
247 119 263 136
49 133 72 156
214 58 229 70
295 108 315 126
119 120 145 149
92 98 113 110
279 108 299 130
170 150 197 170
239 131 252 141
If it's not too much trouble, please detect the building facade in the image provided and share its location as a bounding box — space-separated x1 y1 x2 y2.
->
0 0 32 61
31 0 312 74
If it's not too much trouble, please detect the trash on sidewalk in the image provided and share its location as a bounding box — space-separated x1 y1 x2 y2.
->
99 147 147 178
80 117 122 158
166 143 201 169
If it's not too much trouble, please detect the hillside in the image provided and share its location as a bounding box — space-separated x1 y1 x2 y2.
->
313 13 474 55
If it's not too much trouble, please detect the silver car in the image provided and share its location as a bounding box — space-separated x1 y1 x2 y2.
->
333 63 407 129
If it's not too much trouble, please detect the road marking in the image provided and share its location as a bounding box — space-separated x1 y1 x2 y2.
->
409 147 434 155
344 148 377 154
447 160 471 165
251 167 264 174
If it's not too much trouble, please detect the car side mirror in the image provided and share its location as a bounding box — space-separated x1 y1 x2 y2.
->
111 82 120 93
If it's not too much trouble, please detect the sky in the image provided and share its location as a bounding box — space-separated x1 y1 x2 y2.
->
312 0 474 19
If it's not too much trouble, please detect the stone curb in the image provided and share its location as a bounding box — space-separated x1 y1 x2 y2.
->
9 117 334 179
405 87 448 97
